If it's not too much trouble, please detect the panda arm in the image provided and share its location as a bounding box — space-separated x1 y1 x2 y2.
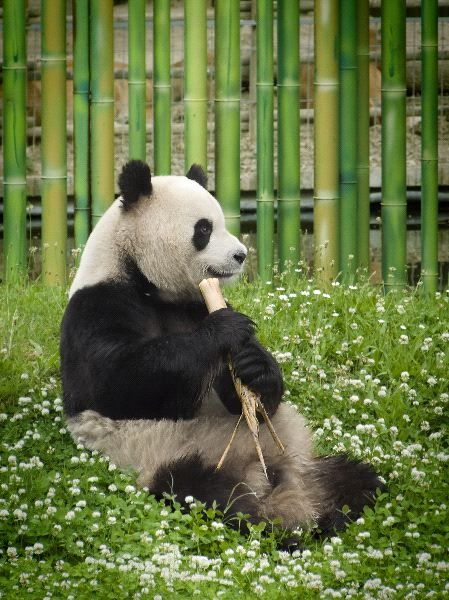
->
214 337 284 417
62 286 255 420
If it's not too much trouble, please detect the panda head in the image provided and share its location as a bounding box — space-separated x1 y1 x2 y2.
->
112 160 247 301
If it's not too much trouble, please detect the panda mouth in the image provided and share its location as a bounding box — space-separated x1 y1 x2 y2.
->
207 267 238 279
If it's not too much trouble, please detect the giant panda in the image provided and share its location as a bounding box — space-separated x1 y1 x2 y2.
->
61 160 383 539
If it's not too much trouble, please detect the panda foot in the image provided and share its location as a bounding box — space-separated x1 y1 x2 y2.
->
314 454 386 536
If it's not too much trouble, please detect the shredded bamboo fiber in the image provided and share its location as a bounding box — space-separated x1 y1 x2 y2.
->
199 278 285 479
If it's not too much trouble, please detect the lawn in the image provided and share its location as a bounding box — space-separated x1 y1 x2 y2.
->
0 275 448 599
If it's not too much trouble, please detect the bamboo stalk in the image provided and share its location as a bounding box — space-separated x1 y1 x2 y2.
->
357 0 370 272
41 0 67 284
256 0 274 282
199 278 285 478
381 0 407 291
314 0 339 283
184 0 207 172
73 0 90 250
153 0 171 174
339 0 358 282
215 0 241 237
90 0 114 226
128 0 146 161
277 0 300 272
421 0 439 294
3 0 27 282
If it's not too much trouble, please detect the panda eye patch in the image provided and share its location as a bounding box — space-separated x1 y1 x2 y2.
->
192 218 213 251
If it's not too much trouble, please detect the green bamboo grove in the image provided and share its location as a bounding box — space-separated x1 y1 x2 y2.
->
215 0 241 238
381 0 407 291
184 0 208 173
356 0 370 273
421 0 439 295
3 0 27 282
73 0 90 250
90 0 114 227
256 0 275 282
277 0 301 272
41 0 67 285
0 4 443 290
339 0 358 281
128 0 147 162
153 0 171 175
314 0 339 283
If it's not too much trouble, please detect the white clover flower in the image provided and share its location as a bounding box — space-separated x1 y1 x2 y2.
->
367 548 383 559
323 544 333 555
418 552 431 563
364 578 382 590
330 536 342 546
65 511 76 521
411 468 425 481
33 543 44 554
18 397 32 405
13 508 27 521
436 453 449 462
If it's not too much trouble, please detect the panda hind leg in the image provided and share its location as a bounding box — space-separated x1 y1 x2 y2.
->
314 454 386 536
150 452 266 530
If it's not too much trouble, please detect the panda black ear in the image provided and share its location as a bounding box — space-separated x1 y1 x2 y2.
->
186 164 207 189
118 160 152 210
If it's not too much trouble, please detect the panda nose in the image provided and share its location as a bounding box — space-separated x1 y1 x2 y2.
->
233 250 247 265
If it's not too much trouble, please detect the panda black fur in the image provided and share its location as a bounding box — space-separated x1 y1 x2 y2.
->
61 160 383 536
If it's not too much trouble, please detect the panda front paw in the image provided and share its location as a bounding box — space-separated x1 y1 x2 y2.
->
231 341 283 416
203 308 255 355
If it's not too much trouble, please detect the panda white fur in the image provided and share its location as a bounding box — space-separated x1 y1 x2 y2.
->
61 160 383 539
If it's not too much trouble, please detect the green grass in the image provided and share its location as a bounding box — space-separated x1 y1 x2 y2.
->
1 275 448 599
